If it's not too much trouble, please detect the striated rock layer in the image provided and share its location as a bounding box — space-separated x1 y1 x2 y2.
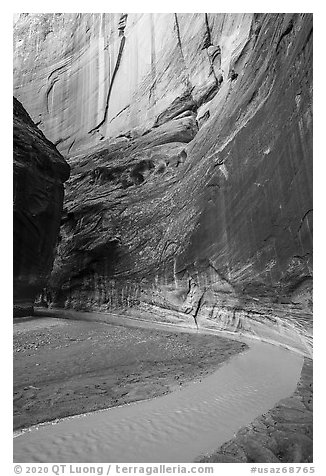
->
13 13 312 351
13 97 70 316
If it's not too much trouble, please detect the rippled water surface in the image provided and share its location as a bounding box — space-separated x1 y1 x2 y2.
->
14 340 303 463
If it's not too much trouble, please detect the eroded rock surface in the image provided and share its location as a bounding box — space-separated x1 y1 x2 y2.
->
13 14 312 351
13 97 70 316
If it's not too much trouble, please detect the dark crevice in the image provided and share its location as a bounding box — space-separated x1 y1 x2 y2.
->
174 13 192 92
203 13 212 49
45 77 59 113
109 104 130 124
54 136 70 147
297 209 313 233
47 62 69 81
67 139 76 155
276 18 294 52
193 292 204 328
174 13 184 61
88 14 128 134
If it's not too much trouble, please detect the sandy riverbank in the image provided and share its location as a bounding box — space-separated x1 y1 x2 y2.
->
14 312 247 431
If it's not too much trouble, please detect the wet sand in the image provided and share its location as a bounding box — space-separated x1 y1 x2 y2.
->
14 312 246 432
14 339 303 463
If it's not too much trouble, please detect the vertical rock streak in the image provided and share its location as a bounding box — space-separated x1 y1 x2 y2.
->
174 13 192 92
13 14 312 352
89 14 128 134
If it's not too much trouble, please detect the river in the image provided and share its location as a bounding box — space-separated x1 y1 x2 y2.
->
14 320 303 463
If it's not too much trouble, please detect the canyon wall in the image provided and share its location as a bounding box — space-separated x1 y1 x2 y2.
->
13 97 70 316
13 13 312 350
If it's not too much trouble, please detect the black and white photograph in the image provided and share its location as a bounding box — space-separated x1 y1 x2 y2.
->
12 6 314 469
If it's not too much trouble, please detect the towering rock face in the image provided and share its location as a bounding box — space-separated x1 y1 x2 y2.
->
14 13 254 155
13 97 70 316
13 13 312 349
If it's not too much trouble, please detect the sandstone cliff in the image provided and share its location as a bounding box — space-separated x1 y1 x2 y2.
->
13 97 70 316
13 13 312 350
